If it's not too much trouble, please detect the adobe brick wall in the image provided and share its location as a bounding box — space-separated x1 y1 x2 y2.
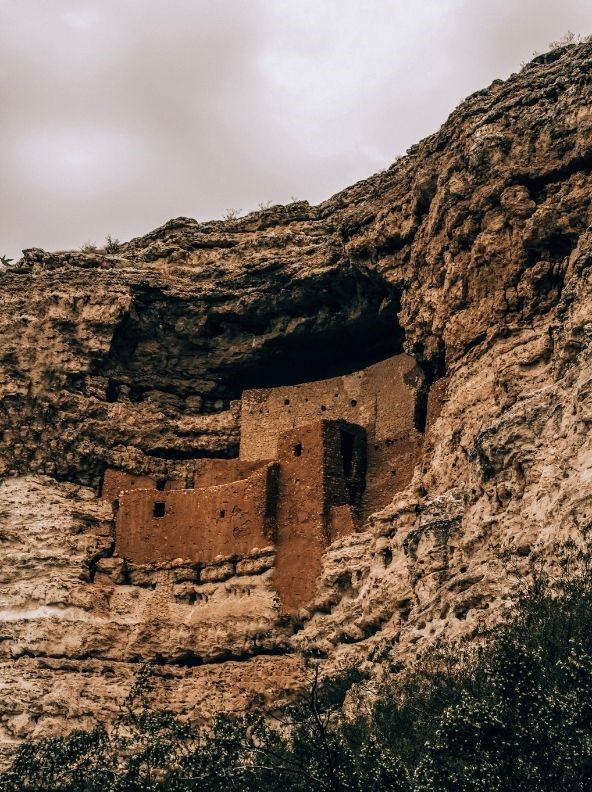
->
273 420 366 613
273 422 327 613
329 505 356 541
115 463 278 565
113 419 367 611
323 420 367 526
365 432 423 516
100 469 157 502
240 354 422 459
193 458 270 489
100 468 187 502
240 354 424 519
109 353 433 611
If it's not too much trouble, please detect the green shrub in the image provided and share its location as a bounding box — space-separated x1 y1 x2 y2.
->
3 566 592 791
104 235 121 254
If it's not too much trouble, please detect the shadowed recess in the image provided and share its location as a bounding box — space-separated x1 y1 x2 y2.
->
93 268 406 403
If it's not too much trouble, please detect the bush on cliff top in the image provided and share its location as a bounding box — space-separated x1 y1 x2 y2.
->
2 563 592 792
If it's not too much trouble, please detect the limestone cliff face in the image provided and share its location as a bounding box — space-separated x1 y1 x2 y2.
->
1 43 592 755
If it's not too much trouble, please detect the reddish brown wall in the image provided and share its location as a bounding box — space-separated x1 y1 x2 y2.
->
115 464 278 565
322 420 367 530
162 478 187 491
273 423 327 613
193 458 270 489
365 432 423 516
273 420 366 613
110 353 432 611
100 469 156 502
240 354 424 519
240 354 422 460
101 468 187 502
329 505 356 541
113 420 366 612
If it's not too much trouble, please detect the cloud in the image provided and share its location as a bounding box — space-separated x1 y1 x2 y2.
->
62 8 100 29
1 0 591 259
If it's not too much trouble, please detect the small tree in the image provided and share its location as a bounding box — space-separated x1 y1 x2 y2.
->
3 563 592 792
104 235 121 254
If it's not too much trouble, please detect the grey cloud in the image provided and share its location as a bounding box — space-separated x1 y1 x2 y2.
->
1 0 591 260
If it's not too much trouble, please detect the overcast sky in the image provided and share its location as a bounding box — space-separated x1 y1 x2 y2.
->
1 0 591 260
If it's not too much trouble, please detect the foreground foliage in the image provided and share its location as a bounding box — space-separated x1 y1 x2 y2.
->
2 566 592 791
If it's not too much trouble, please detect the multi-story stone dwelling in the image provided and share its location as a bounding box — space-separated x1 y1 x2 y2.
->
103 353 446 611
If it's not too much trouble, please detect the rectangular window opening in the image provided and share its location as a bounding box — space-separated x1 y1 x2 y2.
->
153 501 166 518
340 431 355 478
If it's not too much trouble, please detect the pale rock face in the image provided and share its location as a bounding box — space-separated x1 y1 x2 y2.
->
0 475 302 762
296 261 592 664
1 42 592 757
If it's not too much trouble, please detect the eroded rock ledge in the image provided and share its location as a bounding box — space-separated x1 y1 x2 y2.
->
1 42 592 756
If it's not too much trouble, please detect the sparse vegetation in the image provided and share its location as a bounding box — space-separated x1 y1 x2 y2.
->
80 241 98 253
104 235 121 254
3 560 591 791
223 208 242 220
0 256 13 281
548 31 592 49
521 30 592 67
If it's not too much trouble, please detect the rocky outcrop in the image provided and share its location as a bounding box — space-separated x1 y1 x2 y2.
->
1 42 592 755
296 241 592 663
0 475 304 762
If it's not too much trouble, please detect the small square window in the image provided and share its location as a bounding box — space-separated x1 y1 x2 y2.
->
293 442 302 457
153 502 166 518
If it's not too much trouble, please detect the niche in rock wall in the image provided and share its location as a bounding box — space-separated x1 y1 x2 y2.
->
219 276 406 398
91 273 408 408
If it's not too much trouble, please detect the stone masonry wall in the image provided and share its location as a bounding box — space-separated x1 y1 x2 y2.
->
101 469 158 502
273 422 329 613
273 420 366 613
113 419 366 612
240 353 425 519
115 464 278 565
193 458 271 489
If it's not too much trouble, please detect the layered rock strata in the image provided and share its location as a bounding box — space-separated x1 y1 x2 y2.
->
1 42 592 755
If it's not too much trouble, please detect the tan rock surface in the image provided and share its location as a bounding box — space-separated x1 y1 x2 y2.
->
296 259 592 663
1 42 592 756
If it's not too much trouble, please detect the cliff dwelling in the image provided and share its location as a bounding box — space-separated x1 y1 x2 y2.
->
104 352 443 611
3 40 592 770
